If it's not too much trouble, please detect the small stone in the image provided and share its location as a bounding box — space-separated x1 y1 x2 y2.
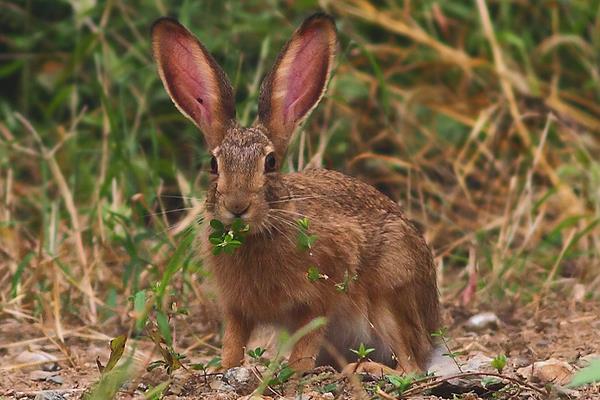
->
15 350 58 371
222 366 258 395
47 375 64 384
517 358 573 386
210 379 235 392
30 370 54 381
34 392 66 400
463 353 494 372
464 312 501 331
322 393 335 399
42 362 61 372
168 383 183 395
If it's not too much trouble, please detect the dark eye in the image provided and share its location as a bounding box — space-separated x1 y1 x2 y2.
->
264 152 277 173
210 155 218 175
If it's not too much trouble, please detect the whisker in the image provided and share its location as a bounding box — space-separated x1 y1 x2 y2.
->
269 208 307 218
267 195 327 205
267 223 301 250
267 212 299 230
265 215 298 247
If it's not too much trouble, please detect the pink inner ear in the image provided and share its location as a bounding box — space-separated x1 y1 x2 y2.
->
283 26 329 125
159 33 212 126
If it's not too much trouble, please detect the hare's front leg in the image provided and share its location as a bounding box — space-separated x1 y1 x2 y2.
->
288 315 326 373
221 311 254 369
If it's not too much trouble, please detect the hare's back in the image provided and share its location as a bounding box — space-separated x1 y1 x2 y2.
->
286 168 404 218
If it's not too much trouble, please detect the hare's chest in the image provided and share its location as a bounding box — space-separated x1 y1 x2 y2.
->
208 244 317 320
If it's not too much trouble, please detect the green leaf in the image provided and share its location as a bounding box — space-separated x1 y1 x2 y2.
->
11 252 34 298
350 343 375 359
297 217 310 230
307 266 321 282
569 359 600 387
386 374 414 393
103 335 127 373
155 228 195 306
210 219 225 231
133 290 147 332
231 218 245 232
318 383 338 394
209 237 222 245
248 347 266 359
156 311 172 347
490 354 507 373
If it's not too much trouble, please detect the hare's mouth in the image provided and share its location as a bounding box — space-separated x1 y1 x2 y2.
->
208 203 269 234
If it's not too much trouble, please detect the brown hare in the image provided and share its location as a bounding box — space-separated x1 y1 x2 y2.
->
152 13 441 375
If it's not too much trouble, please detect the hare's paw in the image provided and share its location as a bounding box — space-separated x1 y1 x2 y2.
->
342 361 395 376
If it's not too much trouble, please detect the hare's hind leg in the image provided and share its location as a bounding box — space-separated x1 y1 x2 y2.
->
374 220 441 373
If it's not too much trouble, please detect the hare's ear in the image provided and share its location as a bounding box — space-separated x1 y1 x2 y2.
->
258 13 336 157
152 18 235 149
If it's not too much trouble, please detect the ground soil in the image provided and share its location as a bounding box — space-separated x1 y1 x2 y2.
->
1 296 599 399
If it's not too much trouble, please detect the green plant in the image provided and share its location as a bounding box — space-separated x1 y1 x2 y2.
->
248 346 270 366
317 383 338 394
491 354 508 374
431 328 464 373
296 217 317 251
350 342 375 360
385 374 415 394
334 270 358 293
191 356 222 384
267 363 295 387
569 359 600 387
306 266 328 282
209 218 249 255
253 317 327 396
146 322 183 375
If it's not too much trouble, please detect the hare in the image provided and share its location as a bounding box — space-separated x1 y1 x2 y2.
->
152 13 441 375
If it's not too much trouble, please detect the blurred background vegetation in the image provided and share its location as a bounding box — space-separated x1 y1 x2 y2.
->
0 0 599 329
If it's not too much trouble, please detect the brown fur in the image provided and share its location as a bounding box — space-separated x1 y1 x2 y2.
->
152 13 441 374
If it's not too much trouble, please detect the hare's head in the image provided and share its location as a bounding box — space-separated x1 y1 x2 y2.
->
152 14 336 230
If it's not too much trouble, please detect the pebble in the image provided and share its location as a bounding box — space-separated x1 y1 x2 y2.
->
464 312 501 331
29 370 63 384
33 392 66 400
210 379 235 392
222 366 258 394
463 353 494 372
15 350 58 371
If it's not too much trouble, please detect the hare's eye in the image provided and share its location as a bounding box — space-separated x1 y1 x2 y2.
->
264 152 277 173
210 156 218 175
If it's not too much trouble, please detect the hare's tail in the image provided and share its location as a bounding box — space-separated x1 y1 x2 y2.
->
427 345 461 377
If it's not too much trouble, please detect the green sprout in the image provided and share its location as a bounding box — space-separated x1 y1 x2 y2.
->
247 347 267 360
297 217 317 251
306 266 328 282
491 354 507 374
334 270 358 293
350 342 375 360
267 363 295 386
386 374 415 394
209 218 249 255
431 328 464 372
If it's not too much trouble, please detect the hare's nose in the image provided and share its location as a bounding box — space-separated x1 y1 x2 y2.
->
224 199 250 217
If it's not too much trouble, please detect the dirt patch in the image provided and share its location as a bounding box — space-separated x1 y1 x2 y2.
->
1 298 599 399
